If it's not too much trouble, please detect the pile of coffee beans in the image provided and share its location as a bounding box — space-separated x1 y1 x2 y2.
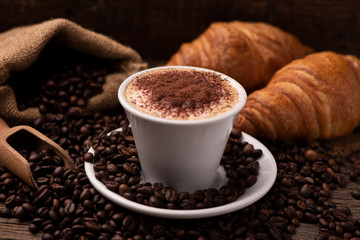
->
89 127 261 210
1 49 360 240
267 142 360 239
8 42 113 114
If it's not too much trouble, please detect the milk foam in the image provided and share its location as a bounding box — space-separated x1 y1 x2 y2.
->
125 70 239 120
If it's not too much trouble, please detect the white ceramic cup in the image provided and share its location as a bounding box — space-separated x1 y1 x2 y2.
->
118 66 247 193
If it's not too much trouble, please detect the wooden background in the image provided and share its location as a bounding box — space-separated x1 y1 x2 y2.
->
0 0 360 60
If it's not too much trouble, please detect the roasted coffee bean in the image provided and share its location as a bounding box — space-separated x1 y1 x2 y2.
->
335 175 345 188
64 202 75 215
300 184 313 198
79 188 92 202
148 195 160 207
304 149 318 162
123 163 137 175
34 189 49 206
3 177 15 187
351 189 360 200
242 144 254 157
0 207 12 218
106 163 118 174
21 202 35 213
165 188 179 203
105 181 119 192
304 212 317 223
29 223 39 234
83 152 94 162
4 195 17 208
51 183 66 192
83 199 94 210
42 233 55 240
122 215 139 232
350 169 358 181
13 206 26 220
137 185 153 195
245 175 257 187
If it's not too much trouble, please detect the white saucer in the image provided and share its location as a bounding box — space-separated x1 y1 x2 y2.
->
85 130 277 219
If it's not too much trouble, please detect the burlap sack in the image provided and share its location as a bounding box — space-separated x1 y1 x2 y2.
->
0 18 147 125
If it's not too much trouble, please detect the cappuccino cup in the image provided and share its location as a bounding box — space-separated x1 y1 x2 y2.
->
118 66 246 192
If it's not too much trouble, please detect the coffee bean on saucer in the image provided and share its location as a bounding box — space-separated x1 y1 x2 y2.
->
83 152 94 162
91 127 263 210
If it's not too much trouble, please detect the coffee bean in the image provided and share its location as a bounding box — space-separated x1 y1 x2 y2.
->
95 210 107 224
13 206 26 220
280 178 292 188
64 202 75 215
304 212 317 223
165 188 179 203
300 184 313 198
80 188 92 202
83 199 94 210
148 195 160 207
269 227 281 239
105 181 119 192
230 128 242 138
0 207 12 218
340 221 357 233
351 189 360 200
83 152 94 162
137 185 153 195
101 223 115 234
304 149 317 162
123 163 137 175
43 223 56 233
106 163 118 174
3 177 15 187
51 183 65 193
29 223 39 234
123 215 139 232
21 202 34 213
245 175 257 187
350 169 359 181
242 144 254 157
42 233 55 240
118 184 130 196
336 175 346 187
321 171 334 183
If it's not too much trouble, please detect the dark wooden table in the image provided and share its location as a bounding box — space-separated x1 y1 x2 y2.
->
1 134 360 240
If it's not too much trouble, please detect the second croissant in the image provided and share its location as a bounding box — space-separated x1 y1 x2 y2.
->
234 51 360 140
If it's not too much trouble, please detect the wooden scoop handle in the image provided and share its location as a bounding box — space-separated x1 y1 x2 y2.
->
0 117 38 189
0 117 74 189
0 117 10 134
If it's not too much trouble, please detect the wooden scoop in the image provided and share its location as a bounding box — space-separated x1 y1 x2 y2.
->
0 117 74 189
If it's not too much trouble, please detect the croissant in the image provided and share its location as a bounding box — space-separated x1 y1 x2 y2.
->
167 21 313 93
234 51 360 140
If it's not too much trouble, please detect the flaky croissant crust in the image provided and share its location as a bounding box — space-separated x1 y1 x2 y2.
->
235 51 360 140
167 21 312 93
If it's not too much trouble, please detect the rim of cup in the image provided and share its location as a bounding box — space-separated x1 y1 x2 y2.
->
118 66 247 126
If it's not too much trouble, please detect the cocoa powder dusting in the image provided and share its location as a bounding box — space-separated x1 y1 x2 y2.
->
134 70 227 110
125 69 239 120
